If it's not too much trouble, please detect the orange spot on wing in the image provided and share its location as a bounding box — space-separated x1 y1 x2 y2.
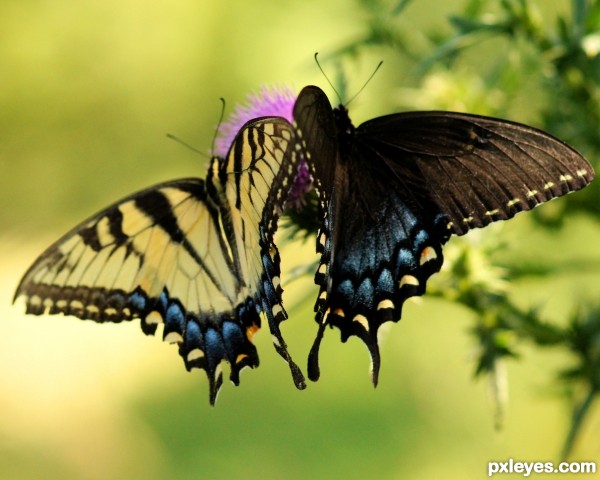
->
246 324 260 341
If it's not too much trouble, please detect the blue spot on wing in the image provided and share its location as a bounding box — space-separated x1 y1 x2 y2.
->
396 248 416 273
204 329 226 370
336 279 354 299
185 319 202 349
164 302 185 338
376 268 394 297
413 229 430 250
356 278 374 307
128 290 147 310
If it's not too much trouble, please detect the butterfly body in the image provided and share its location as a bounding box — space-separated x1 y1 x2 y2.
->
294 85 594 383
15 117 306 403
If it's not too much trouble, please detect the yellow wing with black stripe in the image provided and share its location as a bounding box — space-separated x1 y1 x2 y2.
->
14 117 305 404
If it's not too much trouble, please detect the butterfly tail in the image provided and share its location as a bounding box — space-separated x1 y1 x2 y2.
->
362 330 381 387
262 295 306 390
308 311 382 387
258 234 306 390
307 313 327 382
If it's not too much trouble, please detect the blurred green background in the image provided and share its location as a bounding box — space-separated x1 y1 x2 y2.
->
2 0 599 478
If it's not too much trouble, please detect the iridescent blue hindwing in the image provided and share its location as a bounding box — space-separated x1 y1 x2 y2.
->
307 158 447 384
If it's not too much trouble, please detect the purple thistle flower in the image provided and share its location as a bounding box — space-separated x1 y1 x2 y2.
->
286 152 312 210
215 85 312 211
215 85 296 157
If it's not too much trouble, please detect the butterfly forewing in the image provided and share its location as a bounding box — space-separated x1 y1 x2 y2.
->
292 86 339 199
15 116 305 403
358 111 594 235
16 180 210 319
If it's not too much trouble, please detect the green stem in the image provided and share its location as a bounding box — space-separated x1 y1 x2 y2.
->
561 386 597 460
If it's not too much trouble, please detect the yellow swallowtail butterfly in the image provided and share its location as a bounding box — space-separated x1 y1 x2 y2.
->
14 117 306 404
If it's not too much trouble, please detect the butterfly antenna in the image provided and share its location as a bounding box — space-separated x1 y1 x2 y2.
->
166 133 209 158
210 98 227 157
314 52 344 104
345 60 384 108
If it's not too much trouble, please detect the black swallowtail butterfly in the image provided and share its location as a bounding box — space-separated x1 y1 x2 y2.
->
293 85 594 385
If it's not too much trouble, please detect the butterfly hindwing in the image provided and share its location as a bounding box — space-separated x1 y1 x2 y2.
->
15 117 305 403
219 119 306 387
307 168 446 384
294 85 594 384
